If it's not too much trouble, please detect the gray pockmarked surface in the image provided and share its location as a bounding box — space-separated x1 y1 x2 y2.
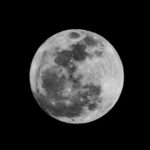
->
30 29 124 124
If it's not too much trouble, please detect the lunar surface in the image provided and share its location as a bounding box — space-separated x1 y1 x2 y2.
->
29 29 124 124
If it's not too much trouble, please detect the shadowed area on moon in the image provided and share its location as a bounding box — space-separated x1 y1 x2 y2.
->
68 32 80 39
35 33 103 119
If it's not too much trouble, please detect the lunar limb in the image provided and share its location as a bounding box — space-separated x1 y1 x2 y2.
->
30 29 124 124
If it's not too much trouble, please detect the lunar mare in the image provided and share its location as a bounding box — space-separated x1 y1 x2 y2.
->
30 29 124 124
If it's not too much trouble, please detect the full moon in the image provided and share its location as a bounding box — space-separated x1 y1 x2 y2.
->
29 29 124 124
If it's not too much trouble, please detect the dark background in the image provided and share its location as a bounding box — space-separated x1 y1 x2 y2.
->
2 1 147 147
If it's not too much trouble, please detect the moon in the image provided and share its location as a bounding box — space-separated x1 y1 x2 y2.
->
29 29 124 124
